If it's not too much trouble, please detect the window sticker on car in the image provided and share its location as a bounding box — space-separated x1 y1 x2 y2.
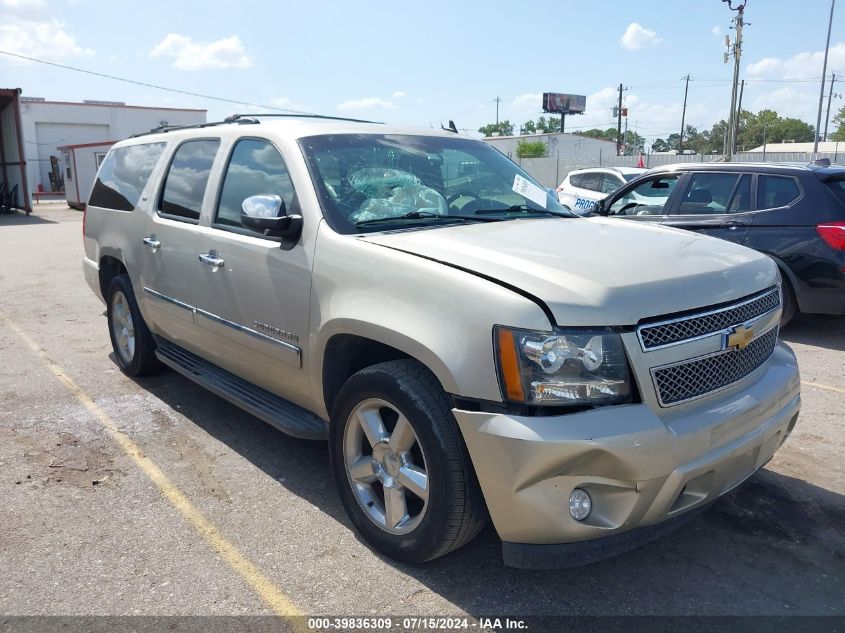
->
512 174 548 208
575 197 596 212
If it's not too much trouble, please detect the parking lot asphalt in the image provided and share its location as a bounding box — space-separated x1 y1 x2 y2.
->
0 204 843 618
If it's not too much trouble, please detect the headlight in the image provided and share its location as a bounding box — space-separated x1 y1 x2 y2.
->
495 326 632 406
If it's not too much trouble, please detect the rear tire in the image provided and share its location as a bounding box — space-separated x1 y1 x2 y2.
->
329 359 486 564
780 277 797 326
106 275 162 376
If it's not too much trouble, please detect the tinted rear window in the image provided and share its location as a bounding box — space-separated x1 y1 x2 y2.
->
757 175 801 209
88 143 166 211
159 139 220 221
827 179 845 206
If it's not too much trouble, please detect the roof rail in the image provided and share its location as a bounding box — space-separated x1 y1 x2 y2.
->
225 113 383 125
130 117 259 138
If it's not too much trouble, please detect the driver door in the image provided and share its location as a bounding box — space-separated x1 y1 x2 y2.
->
603 173 685 224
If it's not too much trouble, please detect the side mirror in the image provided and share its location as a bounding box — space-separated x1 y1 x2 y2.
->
593 198 608 216
241 194 302 240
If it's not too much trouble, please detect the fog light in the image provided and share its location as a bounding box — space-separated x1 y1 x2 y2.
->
569 488 592 521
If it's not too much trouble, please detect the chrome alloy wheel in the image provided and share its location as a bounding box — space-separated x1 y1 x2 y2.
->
110 290 136 364
343 398 429 535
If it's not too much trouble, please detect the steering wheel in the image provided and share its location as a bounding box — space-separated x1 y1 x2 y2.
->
615 201 640 215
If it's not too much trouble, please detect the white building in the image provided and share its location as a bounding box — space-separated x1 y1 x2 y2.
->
19 98 206 199
746 141 843 153
482 132 617 164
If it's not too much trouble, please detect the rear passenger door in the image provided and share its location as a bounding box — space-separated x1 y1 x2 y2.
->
664 172 753 244
136 138 220 351
192 137 312 405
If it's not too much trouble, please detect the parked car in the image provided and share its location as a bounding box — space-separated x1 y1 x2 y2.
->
556 166 646 214
83 116 799 568
594 162 845 323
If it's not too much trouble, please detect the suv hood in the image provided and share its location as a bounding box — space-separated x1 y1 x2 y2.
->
361 217 778 326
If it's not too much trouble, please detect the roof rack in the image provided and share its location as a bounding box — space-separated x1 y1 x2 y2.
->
224 113 383 125
131 117 259 138
130 112 384 138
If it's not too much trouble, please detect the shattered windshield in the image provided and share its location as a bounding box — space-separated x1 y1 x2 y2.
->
299 134 571 234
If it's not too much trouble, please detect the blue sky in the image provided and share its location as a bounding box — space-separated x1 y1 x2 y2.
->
1 0 843 141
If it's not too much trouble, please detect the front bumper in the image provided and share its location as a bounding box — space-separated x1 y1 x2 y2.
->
454 343 800 567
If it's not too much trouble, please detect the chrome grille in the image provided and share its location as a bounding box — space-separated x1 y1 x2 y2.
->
638 287 781 350
652 327 779 406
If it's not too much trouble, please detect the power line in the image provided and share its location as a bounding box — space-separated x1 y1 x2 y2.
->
0 49 313 115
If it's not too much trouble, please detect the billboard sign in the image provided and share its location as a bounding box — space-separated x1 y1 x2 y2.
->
542 93 586 115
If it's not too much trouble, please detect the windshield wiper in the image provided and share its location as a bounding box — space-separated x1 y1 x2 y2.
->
355 210 503 227
474 204 570 217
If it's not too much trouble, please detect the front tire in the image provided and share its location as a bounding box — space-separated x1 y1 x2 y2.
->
329 359 486 563
780 277 797 326
106 275 162 376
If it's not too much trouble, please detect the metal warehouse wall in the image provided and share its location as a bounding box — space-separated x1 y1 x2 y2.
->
19 100 206 197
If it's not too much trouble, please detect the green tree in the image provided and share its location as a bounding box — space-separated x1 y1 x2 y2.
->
516 140 547 158
478 120 514 137
576 128 618 143
735 109 814 150
832 104 845 142
521 120 537 134
535 116 561 134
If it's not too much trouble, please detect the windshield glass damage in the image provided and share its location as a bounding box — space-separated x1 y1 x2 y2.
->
299 133 571 233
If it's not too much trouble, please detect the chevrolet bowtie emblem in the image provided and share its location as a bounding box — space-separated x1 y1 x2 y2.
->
725 324 754 350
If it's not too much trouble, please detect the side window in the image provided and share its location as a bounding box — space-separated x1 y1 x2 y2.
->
568 173 583 188
88 142 167 211
727 174 753 213
600 175 622 194
215 138 296 233
678 173 740 215
757 175 800 209
159 139 220 222
580 173 602 192
608 175 678 216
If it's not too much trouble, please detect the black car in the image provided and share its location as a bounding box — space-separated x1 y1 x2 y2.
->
594 161 845 322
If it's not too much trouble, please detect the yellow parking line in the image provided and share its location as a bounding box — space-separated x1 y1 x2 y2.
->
1 313 304 620
801 380 845 396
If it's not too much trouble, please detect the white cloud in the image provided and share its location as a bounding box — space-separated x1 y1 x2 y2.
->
392 91 407 99
0 0 46 20
0 19 93 63
337 97 395 111
620 23 662 50
711 26 722 36
746 42 845 79
149 34 252 70
512 92 542 108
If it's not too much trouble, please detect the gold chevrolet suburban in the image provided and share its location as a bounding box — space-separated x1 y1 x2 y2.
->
82 115 800 568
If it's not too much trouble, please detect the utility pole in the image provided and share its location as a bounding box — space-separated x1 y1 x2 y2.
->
734 79 745 154
495 96 501 126
814 0 836 153
824 73 839 141
722 0 747 162
616 83 624 155
679 74 691 152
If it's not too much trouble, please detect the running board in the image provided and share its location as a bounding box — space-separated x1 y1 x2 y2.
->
155 339 327 440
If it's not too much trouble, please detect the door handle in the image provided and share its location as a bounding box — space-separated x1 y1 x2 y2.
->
142 236 161 251
721 220 746 230
198 252 225 270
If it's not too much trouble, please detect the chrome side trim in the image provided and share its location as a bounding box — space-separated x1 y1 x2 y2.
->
649 324 779 407
143 287 196 313
142 287 301 363
636 286 781 352
195 308 301 360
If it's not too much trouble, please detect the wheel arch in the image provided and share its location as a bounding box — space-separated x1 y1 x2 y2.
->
318 325 460 419
98 251 128 299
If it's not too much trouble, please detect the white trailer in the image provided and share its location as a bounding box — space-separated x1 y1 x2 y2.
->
57 140 115 209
